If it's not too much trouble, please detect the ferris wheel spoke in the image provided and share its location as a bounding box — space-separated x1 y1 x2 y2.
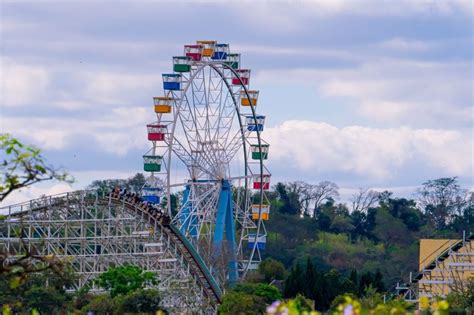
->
221 128 248 163
168 135 216 179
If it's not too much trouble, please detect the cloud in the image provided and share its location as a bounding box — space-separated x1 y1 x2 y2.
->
223 0 472 35
0 183 74 209
265 120 473 180
377 38 432 52
0 62 50 106
255 58 473 127
294 0 472 17
80 71 162 105
1 106 150 155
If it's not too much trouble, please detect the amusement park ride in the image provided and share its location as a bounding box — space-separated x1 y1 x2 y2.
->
0 41 271 312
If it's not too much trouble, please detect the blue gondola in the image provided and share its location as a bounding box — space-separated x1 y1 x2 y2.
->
142 187 161 204
247 234 266 250
211 43 229 60
162 74 181 91
245 115 266 132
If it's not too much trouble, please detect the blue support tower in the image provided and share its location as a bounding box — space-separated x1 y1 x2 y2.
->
213 180 238 285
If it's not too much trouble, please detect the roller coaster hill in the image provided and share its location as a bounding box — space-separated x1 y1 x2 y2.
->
0 40 272 313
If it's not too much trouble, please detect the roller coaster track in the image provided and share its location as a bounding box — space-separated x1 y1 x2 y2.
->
0 190 222 311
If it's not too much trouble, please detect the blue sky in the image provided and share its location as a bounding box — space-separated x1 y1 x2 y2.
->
1 0 472 204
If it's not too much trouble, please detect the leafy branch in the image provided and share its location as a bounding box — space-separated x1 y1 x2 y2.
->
0 134 74 202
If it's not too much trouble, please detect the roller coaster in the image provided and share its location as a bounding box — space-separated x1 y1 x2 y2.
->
0 190 221 312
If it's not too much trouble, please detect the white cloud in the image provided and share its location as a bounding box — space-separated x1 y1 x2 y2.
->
377 38 432 52
293 0 472 17
0 62 50 106
81 71 162 105
0 183 74 209
255 58 473 126
225 0 472 33
265 120 473 180
1 106 150 154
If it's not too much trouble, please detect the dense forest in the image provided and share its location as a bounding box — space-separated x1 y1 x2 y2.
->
88 174 473 311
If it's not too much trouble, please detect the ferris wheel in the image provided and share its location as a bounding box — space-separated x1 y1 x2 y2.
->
142 40 271 288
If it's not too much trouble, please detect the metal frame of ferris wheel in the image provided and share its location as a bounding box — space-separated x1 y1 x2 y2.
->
144 42 271 290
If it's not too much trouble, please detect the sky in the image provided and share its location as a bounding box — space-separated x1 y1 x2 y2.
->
0 0 473 205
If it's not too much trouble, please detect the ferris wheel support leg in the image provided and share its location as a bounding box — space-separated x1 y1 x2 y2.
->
179 184 198 238
213 180 239 286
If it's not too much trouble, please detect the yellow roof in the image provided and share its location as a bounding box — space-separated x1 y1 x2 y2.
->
196 40 216 44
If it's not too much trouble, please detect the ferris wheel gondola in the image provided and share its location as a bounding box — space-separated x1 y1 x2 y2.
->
142 40 271 288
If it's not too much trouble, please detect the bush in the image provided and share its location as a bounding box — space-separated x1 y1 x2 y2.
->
80 294 115 315
115 289 165 314
267 295 451 315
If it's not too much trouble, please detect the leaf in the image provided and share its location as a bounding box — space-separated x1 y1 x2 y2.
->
34 165 47 173
9 276 21 289
2 304 12 315
32 309 40 315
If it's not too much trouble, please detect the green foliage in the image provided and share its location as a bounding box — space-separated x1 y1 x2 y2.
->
274 182 300 215
114 289 165 314
95 265 158 297
446 278 474 313
0 134 73 202
0 268 75 314
284 257 386 312
23 286 68 314
417 177 469 229
374 208 412 245
258 258 286 282
219 283 281 314
291 294 315 312
219 291 266 315
80 294 115 314
88 172 145 193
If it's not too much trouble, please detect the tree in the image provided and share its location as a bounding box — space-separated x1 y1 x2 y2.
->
87 172 146 194
350 188 380 213
310 181 339 217
330 215 354 234
0 268 76 314
417 177 468 228
218 291 265 315
258 258 286 283
0 134 72 202
379 197 422 231
115 289 165 314
127 172 146 192
373 208 412 245
290 181 340 218
275 182 300 215
95 265 157 297
23 286 69 314
284 263 305 298
80 294 115 315
219 283 281 314
447 278 474 313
